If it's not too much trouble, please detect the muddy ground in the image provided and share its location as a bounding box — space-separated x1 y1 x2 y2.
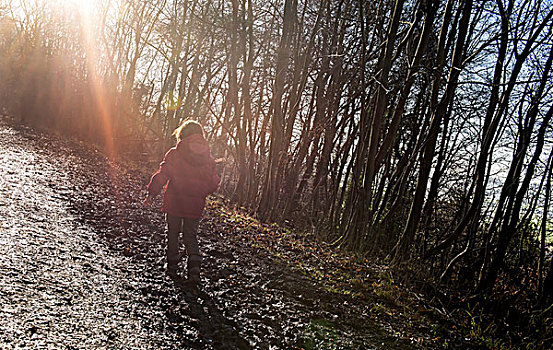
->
0 119 459 349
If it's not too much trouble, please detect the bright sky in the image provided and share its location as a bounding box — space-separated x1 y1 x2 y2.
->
54 0 97 15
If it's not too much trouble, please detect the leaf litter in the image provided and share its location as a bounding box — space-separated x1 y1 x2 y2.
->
0 119 466 349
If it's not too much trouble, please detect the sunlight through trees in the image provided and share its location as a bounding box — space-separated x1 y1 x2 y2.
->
1 0 553 345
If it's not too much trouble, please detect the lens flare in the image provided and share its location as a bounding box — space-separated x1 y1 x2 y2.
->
163 91 182 111
69 0 115 159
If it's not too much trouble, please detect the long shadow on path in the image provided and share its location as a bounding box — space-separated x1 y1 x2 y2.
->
64 143 252 349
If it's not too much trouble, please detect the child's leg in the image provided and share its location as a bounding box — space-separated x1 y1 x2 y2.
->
182 218 201 283
166 214 183 272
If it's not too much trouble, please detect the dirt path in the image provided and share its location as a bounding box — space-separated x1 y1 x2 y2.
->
0 124 184 348
0 119 437 349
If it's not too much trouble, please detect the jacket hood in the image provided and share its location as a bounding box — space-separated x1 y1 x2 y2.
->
176 134 212 165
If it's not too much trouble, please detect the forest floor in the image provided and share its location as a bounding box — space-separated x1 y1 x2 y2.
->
0 117 475 349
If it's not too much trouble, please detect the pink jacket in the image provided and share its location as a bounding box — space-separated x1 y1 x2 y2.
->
147 134 220 218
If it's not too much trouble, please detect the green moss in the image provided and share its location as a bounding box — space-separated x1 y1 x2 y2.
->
301 318 340 350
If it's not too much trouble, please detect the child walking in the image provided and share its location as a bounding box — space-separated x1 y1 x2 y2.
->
145 120 220 287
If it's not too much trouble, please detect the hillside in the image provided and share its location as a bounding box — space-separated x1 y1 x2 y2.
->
0 119 471 349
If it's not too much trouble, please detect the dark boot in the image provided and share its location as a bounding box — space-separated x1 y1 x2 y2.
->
187 254 202 285
166 260 179 278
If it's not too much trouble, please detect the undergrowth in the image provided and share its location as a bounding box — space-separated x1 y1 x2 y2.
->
208 200 475 348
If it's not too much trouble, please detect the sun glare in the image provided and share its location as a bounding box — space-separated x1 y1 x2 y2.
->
54 0 97 16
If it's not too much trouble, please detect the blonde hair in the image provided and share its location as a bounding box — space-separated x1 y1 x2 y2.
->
173 120 204 142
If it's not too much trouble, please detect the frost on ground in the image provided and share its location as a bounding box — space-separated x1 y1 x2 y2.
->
0 119 437 349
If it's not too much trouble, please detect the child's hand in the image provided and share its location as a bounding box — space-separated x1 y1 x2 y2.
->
143 195 153 207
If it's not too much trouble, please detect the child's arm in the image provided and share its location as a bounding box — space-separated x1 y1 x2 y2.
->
146 148 176 198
